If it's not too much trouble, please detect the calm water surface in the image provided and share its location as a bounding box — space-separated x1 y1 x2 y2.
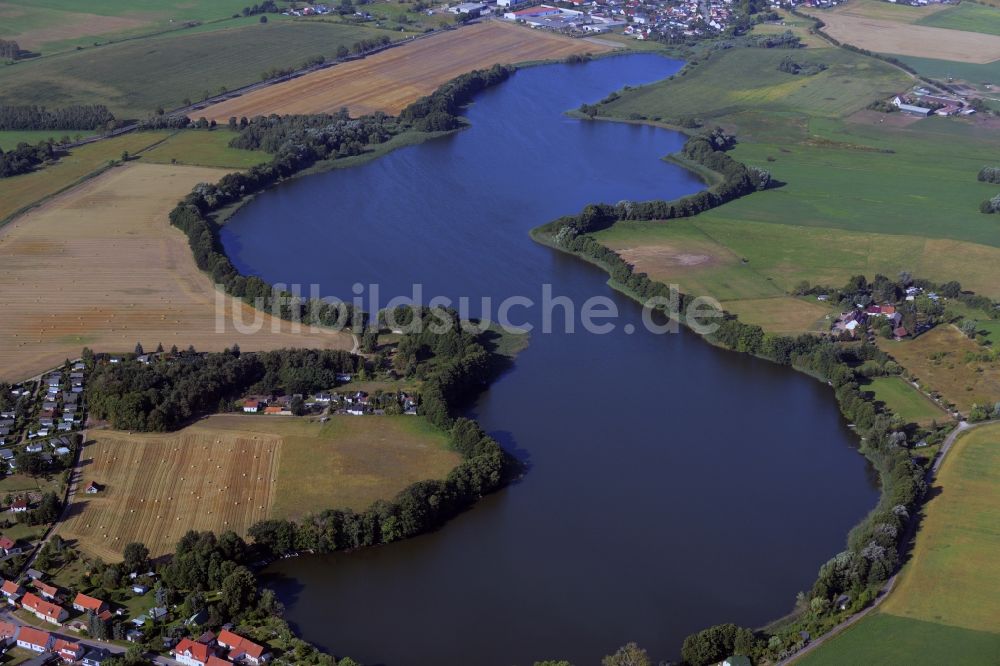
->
222 55 880 665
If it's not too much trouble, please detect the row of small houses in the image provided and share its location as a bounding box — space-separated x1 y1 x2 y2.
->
0 621 112 664
33 365 86 438
243 388 418 417
0 575 269 665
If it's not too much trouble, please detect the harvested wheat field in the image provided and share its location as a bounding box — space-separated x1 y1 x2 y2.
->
61 414 460 559
201 21 610 121
812 10 1000 63
0 162 352 382
61 424 282 560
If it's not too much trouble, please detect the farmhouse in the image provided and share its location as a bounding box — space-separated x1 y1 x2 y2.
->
16 626 53 653
218 629 271 664
21 592 68 625
891 97 932 116
243 400 262 414
72 592 108 614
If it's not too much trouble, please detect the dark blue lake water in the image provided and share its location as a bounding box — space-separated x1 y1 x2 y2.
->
222 54 879 666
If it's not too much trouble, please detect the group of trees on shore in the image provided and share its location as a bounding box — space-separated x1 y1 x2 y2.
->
545 128 771 243
85 347 361 431
400 63 515 132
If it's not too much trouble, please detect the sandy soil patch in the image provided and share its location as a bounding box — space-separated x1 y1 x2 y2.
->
200 21 608 121
815 11 1000 63
0 162 352 382
618 245 720 271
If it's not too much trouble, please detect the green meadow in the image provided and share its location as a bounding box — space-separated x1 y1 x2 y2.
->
915 1 1000 36
598 46 909 134
865 376 948 425
0 129 95 150
141 129 268 169
0 21 399 118
796 613 1000 666
0 0 258 55
890 55 1000 89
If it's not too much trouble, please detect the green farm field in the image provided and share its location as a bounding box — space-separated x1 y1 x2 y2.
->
142 129 268 169
0 20 400 118
0 0 260 54
865 376 949 425
796 612 1000 666
800 424 1000 665
0 129 96 150
890 54 1000 88
915 1 1000 36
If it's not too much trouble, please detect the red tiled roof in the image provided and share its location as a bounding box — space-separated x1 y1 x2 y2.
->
175 638 213 662
17 625 51 648
218 629 267 659
0 537 14 549
33 580 58 597
0 580 22 596
73 592 106 612
54 638 83 656
22 592 65 620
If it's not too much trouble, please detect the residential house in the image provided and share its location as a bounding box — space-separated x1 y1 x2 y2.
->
243 401 261 414
54 638 86 662
73 592 108 614
86 482 102 494
218 629 271 665
26 442 44 454
132 584 149 595
173 638 215 666
21 592 68 625
16 626 53 652
25 568 44 580
33 580 59 601
1 579 24 603
0 536 21 556
10 497 28 513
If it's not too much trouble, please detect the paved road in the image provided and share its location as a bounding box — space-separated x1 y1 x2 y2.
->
779 420 981 664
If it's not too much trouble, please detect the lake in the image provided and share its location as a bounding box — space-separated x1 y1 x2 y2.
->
221 53 880 665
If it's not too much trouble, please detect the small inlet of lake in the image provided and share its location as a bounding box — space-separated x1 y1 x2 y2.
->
221 54 880 665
